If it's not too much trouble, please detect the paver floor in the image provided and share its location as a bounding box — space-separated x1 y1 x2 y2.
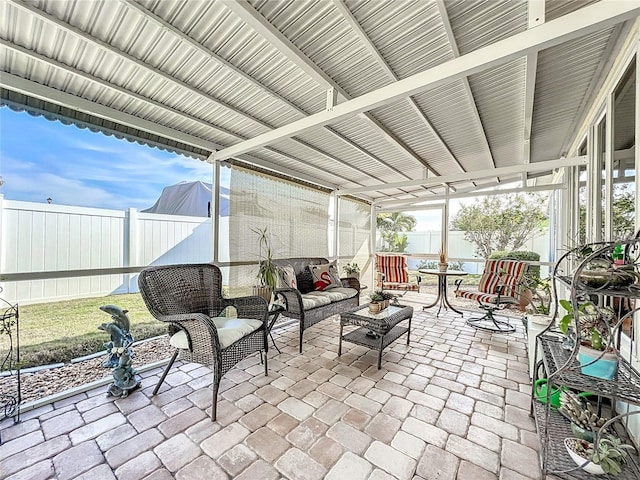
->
0 297 543 479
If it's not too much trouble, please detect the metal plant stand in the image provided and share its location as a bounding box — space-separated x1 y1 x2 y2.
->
0 289 20 444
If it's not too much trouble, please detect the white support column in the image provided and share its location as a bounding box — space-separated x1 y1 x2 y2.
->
370 203 377 289
126 207 138 292
605 93 615 240
442 186 449 256
332 192 339 260
212 158 220 263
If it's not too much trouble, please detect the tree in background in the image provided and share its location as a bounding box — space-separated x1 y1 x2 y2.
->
450 193 547 258
578 184 635 243
377 212 417 252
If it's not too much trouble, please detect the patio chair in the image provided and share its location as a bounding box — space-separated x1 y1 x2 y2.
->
454 259 529 333
375 254 421 294
138 263 269 421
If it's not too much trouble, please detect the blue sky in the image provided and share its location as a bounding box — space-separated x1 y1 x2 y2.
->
0 106 447 229
0 107 220 211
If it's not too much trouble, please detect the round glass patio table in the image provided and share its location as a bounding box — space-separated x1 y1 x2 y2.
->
419 269 468 316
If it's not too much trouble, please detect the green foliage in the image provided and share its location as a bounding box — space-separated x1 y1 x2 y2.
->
343 262 360 275
558 300 614 351
377 212 417 252
450 193 547 258
587 434 635 475
252 226 278 288
578 184 636 243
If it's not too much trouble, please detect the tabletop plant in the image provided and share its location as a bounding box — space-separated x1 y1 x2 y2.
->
343 262 360 277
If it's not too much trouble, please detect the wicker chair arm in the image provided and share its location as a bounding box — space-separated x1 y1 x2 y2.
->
222 296 268 323
275 287 304 316
156 312 222 353
340 277 361 290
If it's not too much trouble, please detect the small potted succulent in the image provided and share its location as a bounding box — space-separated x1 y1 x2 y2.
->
559 300 619 379
368 291 384 314
564 434 635 475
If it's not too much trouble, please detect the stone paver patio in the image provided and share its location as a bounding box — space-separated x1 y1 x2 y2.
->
0 295 542 480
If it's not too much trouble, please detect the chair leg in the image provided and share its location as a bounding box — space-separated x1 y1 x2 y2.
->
153 350 179 395
263 350 268 376
211 378 220 421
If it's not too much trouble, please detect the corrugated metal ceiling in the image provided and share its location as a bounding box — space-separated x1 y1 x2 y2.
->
0 0 637 204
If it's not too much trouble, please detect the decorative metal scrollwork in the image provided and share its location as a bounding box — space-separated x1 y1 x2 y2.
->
0 287 20 443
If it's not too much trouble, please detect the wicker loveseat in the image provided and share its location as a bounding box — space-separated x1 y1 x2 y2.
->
272 257 360 352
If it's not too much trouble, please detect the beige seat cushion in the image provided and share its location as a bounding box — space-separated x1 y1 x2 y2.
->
169 317 263 350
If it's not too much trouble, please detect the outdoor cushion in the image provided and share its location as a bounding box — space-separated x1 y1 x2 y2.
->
316 287 358 302
279 264 298 289
310 263 342 291
169 318 263 350
300 291 333 310
376 254 409 283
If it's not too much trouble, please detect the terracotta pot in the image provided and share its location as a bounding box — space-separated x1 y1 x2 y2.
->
369 302 382 314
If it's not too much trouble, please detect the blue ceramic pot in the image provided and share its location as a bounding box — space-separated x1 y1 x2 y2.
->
578 346 618 380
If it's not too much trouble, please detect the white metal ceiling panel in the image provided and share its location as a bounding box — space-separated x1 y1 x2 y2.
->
531 27 617 163
445 0 528 55
545 0 600 22
410 80 494 172
467 58 527 169
361 0 454 78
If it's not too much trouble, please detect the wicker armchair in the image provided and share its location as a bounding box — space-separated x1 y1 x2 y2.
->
138 263 269 421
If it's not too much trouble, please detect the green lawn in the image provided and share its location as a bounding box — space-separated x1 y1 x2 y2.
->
6 293 166 369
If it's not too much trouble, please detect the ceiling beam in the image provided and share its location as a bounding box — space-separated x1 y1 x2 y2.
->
435 0 494 170
214 1 640 162
223 0 435 173
376 183 564 211
522 0 545 185
120 0 411 184
332 0 465 179
337 156 587 195
7 0 390 188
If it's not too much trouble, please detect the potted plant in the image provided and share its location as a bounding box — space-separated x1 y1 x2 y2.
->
343 262 360 280
559 390 607 442
369 291 384 314
564 434 635 475
438 248 448 272
522 273 552 319
252 227 279 303
559 300 619 379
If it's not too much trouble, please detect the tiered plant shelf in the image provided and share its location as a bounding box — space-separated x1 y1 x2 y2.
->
532 239 640 479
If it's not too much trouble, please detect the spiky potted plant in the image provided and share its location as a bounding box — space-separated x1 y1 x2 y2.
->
252 227 278 303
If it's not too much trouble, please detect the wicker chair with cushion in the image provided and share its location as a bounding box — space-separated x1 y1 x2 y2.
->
138 263 268 421
454 259 529 333
375 254 421 292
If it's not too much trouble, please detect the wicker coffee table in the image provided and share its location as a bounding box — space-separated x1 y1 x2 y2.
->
338 304 414 369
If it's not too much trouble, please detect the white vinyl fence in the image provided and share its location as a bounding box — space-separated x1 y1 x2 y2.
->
0 196 213 305
0 196 551 305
